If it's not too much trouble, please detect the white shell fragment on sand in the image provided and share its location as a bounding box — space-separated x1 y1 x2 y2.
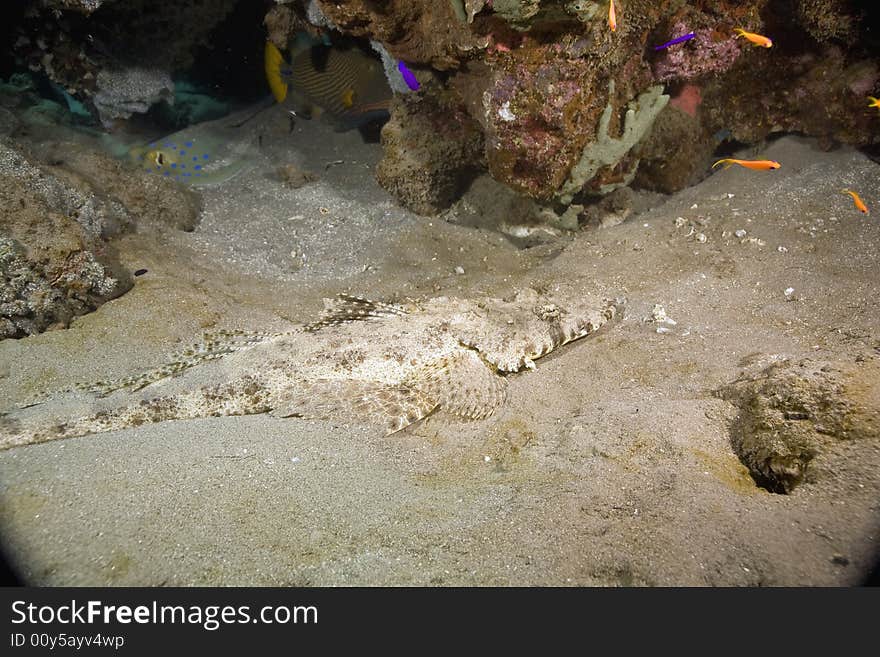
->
646 304 677 333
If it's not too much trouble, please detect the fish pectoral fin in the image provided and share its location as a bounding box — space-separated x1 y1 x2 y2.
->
304 294 409 331
412 351 509 421
270 379 439 435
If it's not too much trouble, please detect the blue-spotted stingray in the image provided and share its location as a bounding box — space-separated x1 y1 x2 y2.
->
126 133 251 186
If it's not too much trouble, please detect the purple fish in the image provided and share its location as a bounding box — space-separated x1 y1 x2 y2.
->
653 31 696 51
397 61 420 91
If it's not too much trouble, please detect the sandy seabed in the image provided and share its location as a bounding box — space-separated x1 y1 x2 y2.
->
0 107 878 585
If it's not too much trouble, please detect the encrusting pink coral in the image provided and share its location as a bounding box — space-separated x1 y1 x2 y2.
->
653 24 741 82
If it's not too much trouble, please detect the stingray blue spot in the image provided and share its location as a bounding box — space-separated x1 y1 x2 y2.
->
192 156 198 161
203 154 209 160
155 166 161 171
149 142 157 147
170 163 177 169
195 173 202 177
185 141 193 148
164 142 174 148
194 165 202 171
144 167 151 172
183 172 191 177
163 171 170 176
181 164 186 169
179 150 186 156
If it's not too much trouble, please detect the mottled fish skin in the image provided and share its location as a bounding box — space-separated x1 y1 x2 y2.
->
0 290 623 449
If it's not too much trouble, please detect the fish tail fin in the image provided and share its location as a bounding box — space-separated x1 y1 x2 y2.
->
0 376 272 450
712 159 732 169
264 41 290 103
189 158 251 187
733 28 745 38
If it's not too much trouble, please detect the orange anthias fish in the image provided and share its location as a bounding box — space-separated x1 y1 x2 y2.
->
733 28 773 48
841 189 869 214
608 0 617 33
712 158 781 171
868 96 880 109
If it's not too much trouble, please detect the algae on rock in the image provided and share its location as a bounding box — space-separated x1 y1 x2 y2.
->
557 82 669 205
492 0 542 27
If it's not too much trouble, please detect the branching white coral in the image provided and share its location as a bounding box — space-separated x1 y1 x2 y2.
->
557 81 669 204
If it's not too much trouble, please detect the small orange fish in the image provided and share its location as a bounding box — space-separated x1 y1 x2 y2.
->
608 0 617 33
733 28 773 48
712 158 781 171
868 96 880 109
841 189 869 214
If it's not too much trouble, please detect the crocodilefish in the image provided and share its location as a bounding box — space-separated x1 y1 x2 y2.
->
264 37 392 132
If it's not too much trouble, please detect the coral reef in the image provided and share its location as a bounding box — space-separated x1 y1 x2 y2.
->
0 142 128 339
0 138 200 338
0 140 131 239
469 52 608 200
8 0 880 213
371 40 416 95
558 82 668 203
652 24 742 82
264 3 297 51
491 0 542 27
13 0 240 122
93 67 174 129
0 235 118 339
376 91 484 215
311 0 481 69
633 104 714 194
43 1 107 14
719 359 880 494
701 47 880 147
796 0 858 42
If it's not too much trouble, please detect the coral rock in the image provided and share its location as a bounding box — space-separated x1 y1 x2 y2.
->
376 92 485 215
652 24 742 82
312 0 482 69
634 104 714 194
719 359 880 494
0 143 128 339
93 67 174 128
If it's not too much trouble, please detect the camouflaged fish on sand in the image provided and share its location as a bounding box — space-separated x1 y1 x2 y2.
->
0 290 622 449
